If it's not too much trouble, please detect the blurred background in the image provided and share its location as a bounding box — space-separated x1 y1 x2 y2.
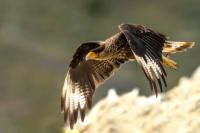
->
0 0 199 132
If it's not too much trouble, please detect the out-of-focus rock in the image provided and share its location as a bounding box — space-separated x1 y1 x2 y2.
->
72 67 200 133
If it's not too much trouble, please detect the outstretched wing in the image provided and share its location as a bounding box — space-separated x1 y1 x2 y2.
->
119 24 167 96
61 42 125 129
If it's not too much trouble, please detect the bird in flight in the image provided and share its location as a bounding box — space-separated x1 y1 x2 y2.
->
61 24 194 129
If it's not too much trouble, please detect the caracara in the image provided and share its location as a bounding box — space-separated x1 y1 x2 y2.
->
61 23 195 129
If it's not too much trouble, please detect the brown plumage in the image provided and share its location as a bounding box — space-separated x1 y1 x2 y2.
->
61 24 195 129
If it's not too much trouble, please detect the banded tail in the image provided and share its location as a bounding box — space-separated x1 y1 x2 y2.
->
162 41 195 69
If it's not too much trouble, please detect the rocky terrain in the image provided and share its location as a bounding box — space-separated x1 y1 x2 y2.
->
65 67 200 133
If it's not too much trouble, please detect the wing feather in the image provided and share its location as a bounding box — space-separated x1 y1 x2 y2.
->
61 42 125 129
119 24 167 95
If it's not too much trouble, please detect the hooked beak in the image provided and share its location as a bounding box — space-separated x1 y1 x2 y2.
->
86 52 97 60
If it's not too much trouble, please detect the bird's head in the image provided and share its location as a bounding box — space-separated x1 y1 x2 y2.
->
86 45 106 60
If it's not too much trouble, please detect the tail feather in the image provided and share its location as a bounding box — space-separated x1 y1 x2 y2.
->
162 41 195 69
163 41 195 54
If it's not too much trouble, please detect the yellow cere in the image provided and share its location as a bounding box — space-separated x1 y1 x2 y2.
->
86 52 97 60
89 52 97 58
